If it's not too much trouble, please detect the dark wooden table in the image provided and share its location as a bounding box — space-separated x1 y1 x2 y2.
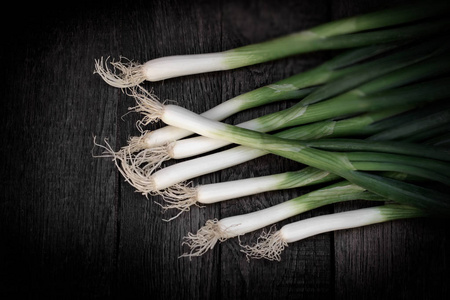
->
2 0 449 299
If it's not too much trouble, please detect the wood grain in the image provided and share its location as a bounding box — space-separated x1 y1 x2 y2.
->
1 0 448 299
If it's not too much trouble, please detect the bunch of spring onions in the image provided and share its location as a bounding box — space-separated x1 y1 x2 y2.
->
94 1 450 261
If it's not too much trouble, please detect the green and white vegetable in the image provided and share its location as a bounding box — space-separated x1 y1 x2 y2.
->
131 50 450 152
125 74 450 212
121 38 445 158
104 106 409 197
160 167 339 221
93 1 450 262
120 42 406 150
181 181 385 257
94 2 449 87
240 204 427 261
159 105 450 216
114 53 450 192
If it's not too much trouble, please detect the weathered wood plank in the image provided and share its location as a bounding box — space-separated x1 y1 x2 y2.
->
1 4 121 298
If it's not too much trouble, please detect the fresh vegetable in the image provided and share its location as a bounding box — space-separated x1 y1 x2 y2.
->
124 73 450 212
181 181 385 257
94 2 449 87
119 42 409 150
114 53 450 193
240 204 427 261
93 1 450 262
159 104 450 216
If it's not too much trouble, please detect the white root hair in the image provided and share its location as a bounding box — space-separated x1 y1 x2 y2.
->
92 136 161 196
93 56 146 88
180 219 233 258
240 226 287 261
124 131 153 153
120 131 175 177
122 145 171 178
126 85 166 132
154 182 201 222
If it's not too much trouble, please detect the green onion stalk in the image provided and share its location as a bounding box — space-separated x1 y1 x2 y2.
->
175 96 449 257
240 204 427 261
141 74 450 216
119 41 417 150
177 103 449 255
181 180 386 257
115 53 450 195
145 104 443 217
94 1 450 87
126 37 448 157
178 119 447 256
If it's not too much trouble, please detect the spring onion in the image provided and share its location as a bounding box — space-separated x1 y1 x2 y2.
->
120 37 445 165
100 105 411 197
122 42 406 149
111 55 450 192
160 167 340 221
94 2 449 86
92 2 450 263
179 125 449 255
181 172 426 257
131 50 450 155
128 74 450 213
181 181 385 257
158 104 448 217
114 45 449 164
240 204 427 261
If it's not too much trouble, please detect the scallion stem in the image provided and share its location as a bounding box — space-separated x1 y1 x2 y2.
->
94 2 450 86
181 181 384 258
126 43 410 148
106 106 412 196
146 84 450 213
241 204 427 261
121 52 450 177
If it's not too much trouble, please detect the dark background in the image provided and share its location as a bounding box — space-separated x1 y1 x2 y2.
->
1 0 449 299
